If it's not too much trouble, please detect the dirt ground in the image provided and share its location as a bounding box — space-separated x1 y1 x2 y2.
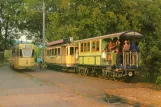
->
105 83 161 107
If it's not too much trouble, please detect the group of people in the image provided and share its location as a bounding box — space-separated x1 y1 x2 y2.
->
102 39 138 66
105 39 138 53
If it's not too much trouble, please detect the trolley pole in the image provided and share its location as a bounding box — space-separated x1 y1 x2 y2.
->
42 0 45 65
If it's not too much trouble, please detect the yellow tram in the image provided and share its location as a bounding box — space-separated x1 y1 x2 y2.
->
45 31 143 81
44 39 77 71
9 43 35 69
74 31 143 80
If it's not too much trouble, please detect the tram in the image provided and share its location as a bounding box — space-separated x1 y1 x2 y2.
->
45 31 143 81
74 31 143 80
9 43 35 69
44 39 77 71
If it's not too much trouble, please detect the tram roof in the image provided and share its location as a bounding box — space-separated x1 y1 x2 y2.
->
74 31 143 42
11 43 34 49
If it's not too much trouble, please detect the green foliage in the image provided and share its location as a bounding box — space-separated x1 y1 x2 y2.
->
35 46 43 57
42 63 47 69
0 0 24 49
156 76 161 86
4 50 9 63
4 50 10 59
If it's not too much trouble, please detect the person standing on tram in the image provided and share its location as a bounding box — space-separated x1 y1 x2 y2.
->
130 41 138 65
123 40 130 66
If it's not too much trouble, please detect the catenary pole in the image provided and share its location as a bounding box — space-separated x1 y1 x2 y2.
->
42 0 45 65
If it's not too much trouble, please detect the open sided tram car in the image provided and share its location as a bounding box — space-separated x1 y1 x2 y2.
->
74 31 143 80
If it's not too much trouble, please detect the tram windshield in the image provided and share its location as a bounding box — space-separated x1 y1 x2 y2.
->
22 48 33 57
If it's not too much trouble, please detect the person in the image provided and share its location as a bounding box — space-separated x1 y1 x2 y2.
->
130 41 137 52
115 48 122 66
115 39 121 49
130 41 138 65
101 49 106 59
37 56 42 70
123 40 130 52
108 41 115 52
123 40 130 66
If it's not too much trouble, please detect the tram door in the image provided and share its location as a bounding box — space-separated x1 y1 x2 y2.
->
61 46 66 66
69 47 75 64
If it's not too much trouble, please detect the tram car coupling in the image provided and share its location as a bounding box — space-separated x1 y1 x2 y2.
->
9 42 35 69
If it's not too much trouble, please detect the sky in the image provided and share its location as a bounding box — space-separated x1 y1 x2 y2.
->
18 35 32 43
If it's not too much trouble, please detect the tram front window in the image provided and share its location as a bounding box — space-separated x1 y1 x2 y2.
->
22 48 33 57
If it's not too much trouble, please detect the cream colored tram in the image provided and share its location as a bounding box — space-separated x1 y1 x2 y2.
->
44 39 77 71
9 43 35 69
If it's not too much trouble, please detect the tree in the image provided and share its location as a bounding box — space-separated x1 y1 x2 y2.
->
0 0 25 49
139 0 161 82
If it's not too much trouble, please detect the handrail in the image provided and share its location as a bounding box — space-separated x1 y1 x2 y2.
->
123 52 139 67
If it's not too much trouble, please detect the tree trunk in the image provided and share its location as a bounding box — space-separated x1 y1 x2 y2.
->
4 17 9 49
0 4 3 41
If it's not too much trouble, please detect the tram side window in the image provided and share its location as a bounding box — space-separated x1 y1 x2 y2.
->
87 42 90 51
55 48 57 55
58 48 60 56
50 49 52 56
84 42 90 52
20 49 22 57
47 50 50 56
84 43 87 52
32 49 34 57
96 41 99 51
92 42 95 51
70 47 74 55
47 50 49 56
92 41 99 51
52 49 54 55
81 43 83 52
48 50 50 56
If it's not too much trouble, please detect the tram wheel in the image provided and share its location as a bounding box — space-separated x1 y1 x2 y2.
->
84 68 89 76
80 69 84 75
106 72 110 80
102 70 106 78
74 67 79 74
112 72 116 81
78 68 82 75
128 71 133 77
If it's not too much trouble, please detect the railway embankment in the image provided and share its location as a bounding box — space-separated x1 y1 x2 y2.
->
104 84 161 107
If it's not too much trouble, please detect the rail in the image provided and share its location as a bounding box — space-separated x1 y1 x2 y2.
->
102 52 140 67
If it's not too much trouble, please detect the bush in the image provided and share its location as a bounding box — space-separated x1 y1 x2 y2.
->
4 50 10 63
155 76 161 85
